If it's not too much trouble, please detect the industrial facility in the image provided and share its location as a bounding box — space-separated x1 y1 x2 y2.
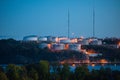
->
23 35 104 52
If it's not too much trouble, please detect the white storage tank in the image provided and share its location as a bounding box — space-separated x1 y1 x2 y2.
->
52 43 65 50
58 36 68 41
90 40 102 45
46 36 53 42
51 37 59 42
79 39 89 45
39 37 47 42
70 38 78 43
23 35 38 41
60 39 71 44
69 44 81 51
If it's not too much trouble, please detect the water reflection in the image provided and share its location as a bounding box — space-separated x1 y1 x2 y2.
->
49 64 120 73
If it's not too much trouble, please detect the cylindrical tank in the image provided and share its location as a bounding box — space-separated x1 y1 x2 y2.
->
51 37 59 42
23 35 38 41
79 39 89 45
58 37 68 41
39 37 47 42
69 44 81 51
70 38 78 43
52 44 65 50
60 39 71 43
47 36 53 42
90 40 102 45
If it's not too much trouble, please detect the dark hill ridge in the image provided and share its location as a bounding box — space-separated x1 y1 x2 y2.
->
0 39 84 64
0 39 120 64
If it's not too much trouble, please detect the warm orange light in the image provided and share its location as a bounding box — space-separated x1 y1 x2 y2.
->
72 63 75 67
65 44 69 50
86 49 96 55
71 38 77 43
59 37 68 41
99 59 108 63
88 49 95 53
118 42 120 46
47 44 51 49
91 63 95 67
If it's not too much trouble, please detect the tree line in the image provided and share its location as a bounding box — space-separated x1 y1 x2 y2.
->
0 61 120 80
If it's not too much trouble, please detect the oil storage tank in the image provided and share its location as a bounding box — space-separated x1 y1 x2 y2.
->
23 35 38 41
60 39 71 44
69 44 81 51
52 43 65 50
39 37 47 42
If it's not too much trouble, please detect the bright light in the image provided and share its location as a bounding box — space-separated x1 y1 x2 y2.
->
65 44 69 50
99 59 108 63
72 63 75 67
91 63 95 67
118 42 120 46
47 44 51 49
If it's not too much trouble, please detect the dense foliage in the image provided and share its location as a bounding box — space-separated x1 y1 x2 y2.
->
0 61 120 80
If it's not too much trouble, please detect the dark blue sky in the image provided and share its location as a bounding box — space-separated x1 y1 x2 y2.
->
0 0 120 40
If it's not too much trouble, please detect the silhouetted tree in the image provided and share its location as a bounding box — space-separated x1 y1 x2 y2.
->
28 68 39 80
39 60 49 80
74 65 89 80
0 72 8 80
61 64 71 80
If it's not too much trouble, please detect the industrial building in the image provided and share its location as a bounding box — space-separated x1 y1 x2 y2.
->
52 43 65 51
39 37 47 42
89 39 102 45
69 44 81 51
23 35 38 42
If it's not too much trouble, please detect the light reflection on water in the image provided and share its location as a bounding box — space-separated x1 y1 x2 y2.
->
70 64 120 72
1 64 120 72
50 64 120 72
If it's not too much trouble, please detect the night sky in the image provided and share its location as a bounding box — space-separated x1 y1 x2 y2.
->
0 0 120 40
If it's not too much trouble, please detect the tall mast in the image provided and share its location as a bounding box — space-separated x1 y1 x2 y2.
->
93 0 95 38
68 9 70 38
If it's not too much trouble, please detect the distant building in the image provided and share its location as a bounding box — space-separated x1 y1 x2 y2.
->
60 39 71 44
51 37 59 42
39 43 52 49
90 39 102 45
46 36 53 42
23 35 38 42
58 37 68 41
70 38 78 43
78 39 89 45
39 37 47 42
45 36 59 42
52 43 65 50
69 44 81 51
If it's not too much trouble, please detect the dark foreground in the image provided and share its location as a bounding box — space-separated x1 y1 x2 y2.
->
0 61 120 80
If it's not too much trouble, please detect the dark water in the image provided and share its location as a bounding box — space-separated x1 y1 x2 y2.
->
1 64 120 72
50 64 120 72
70 64 120 72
